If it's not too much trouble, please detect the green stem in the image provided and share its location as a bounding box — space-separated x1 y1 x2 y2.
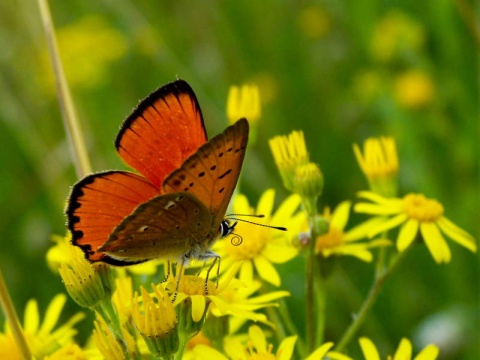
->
334 250 406 352
276 297 306 357
314 275 326 347
36 0 92 178
0 269 31 360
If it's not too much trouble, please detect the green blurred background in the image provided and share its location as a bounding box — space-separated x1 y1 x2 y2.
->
0 0 478 358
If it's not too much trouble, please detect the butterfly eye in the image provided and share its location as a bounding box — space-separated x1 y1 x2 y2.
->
219 220 237 237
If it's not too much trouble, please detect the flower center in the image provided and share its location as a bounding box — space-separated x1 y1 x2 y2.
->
178 275 217 296
316 227 343 253
228 231 267 261
402 193 444 222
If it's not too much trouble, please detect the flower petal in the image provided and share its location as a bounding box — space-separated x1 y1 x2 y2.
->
420 222 451 263
305 342 335 360
413 344 439 360
344 217 385 242
257 189 275 217
263 242 297 263
39 294 66 334
193 344 229 360
24 299 40 333
331 201 351 231
437 217 477 252
397 218 419 251
253 256 281 286
368 213 407 238
277 335 298 360
190 295 206 322
393 338 412 360
233 193 251 214
271 193 302 225
249 325 267 352
239 260 254 284
359 337 380 360
357 191 391 204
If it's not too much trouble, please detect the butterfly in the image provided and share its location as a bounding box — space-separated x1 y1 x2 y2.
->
66 80 249 285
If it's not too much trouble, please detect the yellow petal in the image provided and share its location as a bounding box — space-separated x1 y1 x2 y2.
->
397 219 419 251
331 201 351 231
420 222 451 263
193 344 229 360
257 189 275 217
24 299 40 333
357 191 390 204
277 335 298 360
344 217 385 242
39 294 66 334
393 338 412 360
413 344 439 360
271 194 302 225
359 337 380 360
263 242 297 263
233 194 251 214
368 213 407 238
437 217 477 252
253 256 281 286
239 260 254 283
325 350 354 360
249 325 267 352
190 295 206 322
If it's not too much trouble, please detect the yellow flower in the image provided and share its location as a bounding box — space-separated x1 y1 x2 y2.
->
298 6 331 39
0 294 84 359
370 11 425 63
354 191 477 263
358 337 439 360
314 201 391 262
215 189 304 287
269 131 310 192
394 70 434 109
227 84 261 125
193 325 298 360
132 284 179 357
353 136 399 197
39 15 127 93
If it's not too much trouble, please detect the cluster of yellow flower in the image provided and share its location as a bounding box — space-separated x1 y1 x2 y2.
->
1 84 475 360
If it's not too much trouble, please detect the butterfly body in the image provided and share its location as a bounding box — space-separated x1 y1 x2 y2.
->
66 80 248 266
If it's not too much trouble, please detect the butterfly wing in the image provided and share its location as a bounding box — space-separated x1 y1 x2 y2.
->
99 192 212 262
66 171 158 264
163 118 249 233
116 80 208 189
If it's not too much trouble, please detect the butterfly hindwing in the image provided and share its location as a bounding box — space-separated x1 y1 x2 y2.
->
100 192 212 262
66 171 159 263
115 80 208 188
163 118 249 229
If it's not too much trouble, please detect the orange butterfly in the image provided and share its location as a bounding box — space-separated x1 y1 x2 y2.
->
66 80 248 279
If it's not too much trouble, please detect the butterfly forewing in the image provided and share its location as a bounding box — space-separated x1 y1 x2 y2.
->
100 192 212 262
67 171 159 262
116 80 208 188
163 118 249 230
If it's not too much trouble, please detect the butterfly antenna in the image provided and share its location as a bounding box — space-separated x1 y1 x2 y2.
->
226 214 287 231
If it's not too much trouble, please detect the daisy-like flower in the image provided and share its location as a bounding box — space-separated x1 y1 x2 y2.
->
193 325 298 360
358 337 439 360
313 201 391 262
227 84 261 125
354 191 477 263
353 136 399 197
269 130 310 192
215 189 304 287
0 294 84 359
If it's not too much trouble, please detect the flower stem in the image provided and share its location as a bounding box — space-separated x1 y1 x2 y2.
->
334 250 406 352
36 0 92 178
0 269 31 360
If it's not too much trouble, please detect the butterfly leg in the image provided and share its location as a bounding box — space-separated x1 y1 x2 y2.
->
196 250 220 295
172 258 187 302
161 261 171 283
